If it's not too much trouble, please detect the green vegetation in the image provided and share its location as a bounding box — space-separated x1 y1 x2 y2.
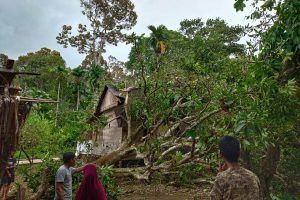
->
1 0 299 199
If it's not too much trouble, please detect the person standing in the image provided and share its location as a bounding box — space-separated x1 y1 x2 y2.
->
54 152 88 200
75 164 107 200
0 152 16 200
210 136 262 200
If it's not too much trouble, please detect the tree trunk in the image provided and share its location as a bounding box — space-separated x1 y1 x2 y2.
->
55 82 60 127
96 143 136 165
76 85 80 111
240 149 252 170
241 145 280 199
112 167 148 180
259 145 280 199
125 94 132 141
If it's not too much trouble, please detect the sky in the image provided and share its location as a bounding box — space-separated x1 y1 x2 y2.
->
0 0 250 68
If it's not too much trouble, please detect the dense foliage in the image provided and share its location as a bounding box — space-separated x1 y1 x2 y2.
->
1 0 299 199
123 16 299 198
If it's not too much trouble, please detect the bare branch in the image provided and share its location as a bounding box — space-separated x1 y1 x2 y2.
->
159 143 191 160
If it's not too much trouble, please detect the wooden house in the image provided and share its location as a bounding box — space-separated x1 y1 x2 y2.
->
89 85 128 155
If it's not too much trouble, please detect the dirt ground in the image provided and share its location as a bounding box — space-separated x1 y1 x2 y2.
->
9 174 211 200
118 181 210 200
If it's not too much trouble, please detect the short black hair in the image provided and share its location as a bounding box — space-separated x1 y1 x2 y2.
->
63 152 75 164
219 136 240 163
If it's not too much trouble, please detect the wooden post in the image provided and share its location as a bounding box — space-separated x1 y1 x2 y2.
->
17 185 26 200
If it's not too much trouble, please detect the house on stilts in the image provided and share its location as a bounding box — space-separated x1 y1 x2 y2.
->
89 85 128 155
76 84 145 165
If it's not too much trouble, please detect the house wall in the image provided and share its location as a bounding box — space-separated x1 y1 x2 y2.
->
104 110 119 128
91 90 126 155
91 127 123 155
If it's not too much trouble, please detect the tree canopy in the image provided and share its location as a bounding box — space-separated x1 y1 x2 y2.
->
56 0 137 66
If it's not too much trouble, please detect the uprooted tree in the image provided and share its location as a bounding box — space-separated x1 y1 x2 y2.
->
93 8 300 198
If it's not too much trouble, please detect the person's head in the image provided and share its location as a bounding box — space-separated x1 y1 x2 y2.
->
218 136 240 163
63 152 76 167
83 164 97 178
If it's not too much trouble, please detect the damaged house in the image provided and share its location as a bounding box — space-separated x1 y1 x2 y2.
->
77 84 143 160
77 84 190 166
89 85 128 155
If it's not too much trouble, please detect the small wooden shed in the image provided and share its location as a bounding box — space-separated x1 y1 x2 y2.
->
89 85 128 155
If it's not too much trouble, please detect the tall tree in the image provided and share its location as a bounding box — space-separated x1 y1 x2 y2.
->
54 66 69 126
56 0 137 66
71 67 85 110
148 25 167 55
194 18 245 62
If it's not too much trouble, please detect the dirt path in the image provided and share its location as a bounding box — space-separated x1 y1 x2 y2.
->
16 158 59 165
118 181 210 200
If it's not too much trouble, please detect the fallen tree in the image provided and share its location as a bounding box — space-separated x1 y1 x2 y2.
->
94 79 225 181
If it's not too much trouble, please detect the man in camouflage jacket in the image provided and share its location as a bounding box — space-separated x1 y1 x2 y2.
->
210 136 262 200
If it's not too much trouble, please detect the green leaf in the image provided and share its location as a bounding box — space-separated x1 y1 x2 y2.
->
234 0 246 11
175 151 184 161
235 122 246 133
243 139 251 147
262 0 274 10
186 129 197 139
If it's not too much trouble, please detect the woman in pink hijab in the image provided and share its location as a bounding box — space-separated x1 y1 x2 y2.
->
76 164 108 200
